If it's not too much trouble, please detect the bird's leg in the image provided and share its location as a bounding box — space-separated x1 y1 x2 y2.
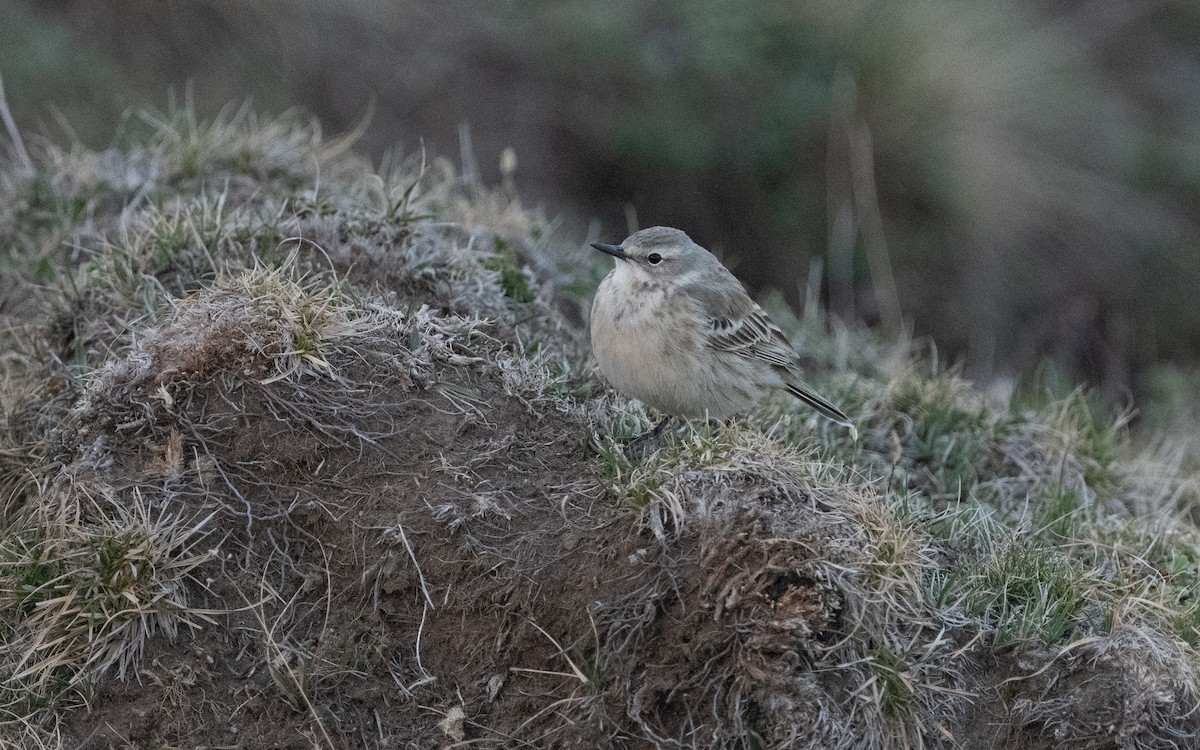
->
625 415 675 451
705 415 738 433
649 415 674 439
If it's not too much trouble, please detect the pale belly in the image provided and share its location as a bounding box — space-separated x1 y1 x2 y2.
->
590 281 762 419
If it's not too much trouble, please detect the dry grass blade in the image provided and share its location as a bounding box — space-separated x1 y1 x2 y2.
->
0 76 33 176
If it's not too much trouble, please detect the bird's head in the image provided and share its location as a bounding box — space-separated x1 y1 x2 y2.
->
590 226 715 284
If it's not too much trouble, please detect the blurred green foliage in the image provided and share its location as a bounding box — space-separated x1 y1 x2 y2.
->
0 3 128 144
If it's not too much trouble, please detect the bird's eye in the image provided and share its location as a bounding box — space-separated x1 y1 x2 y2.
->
647 253 663 265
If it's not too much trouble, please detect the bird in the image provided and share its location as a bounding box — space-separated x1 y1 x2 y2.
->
589 226 855 439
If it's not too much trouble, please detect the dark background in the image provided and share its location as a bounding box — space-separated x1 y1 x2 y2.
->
5 0 1200 418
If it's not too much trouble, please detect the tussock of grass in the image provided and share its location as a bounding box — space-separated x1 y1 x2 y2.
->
2 102 1200 748
0 484 215 733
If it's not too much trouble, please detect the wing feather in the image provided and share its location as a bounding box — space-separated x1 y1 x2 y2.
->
705 303 856 431
677 259 855 434
706 304 797 368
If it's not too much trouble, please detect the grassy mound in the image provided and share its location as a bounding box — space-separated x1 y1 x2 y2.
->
2 106 1200 749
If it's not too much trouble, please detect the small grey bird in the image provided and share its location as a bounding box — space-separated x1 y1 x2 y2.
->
589 226 855 436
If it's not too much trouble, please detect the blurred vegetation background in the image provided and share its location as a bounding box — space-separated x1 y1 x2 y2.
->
5 0 1200 424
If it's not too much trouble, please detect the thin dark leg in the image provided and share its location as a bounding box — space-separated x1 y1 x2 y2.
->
626 415 675 450
649 415 674 439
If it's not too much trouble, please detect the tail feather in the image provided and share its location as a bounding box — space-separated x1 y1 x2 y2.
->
784 380 857 439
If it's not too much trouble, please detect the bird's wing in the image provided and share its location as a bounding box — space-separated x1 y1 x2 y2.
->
705 302 856 431
681 268 855 432
705 303 798 368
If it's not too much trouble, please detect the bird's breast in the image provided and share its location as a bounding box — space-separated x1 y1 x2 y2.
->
593 280 681 377
590 279 746 417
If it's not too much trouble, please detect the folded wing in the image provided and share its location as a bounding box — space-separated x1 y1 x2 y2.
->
705 304 855 430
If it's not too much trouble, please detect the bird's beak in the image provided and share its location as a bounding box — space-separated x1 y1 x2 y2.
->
590 242 629 261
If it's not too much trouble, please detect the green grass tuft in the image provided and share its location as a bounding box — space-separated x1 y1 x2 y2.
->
483 238 536 303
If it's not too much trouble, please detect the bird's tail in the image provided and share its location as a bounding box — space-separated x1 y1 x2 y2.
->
784 379 857 440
